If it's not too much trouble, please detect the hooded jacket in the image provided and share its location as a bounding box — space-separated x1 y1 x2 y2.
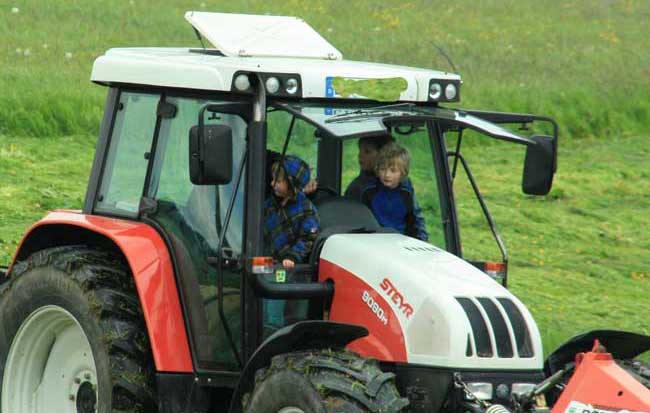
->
264 155 319 262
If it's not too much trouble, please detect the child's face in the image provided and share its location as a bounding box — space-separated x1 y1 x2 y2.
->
358 141 380 172
377 162 403 189
271 173 291 199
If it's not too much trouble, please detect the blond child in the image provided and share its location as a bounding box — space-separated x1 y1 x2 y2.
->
361 142 428 240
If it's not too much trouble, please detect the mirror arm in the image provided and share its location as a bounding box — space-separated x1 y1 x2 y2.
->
463 109 559 161
197 104 208 162
451 129 464 180
447 151 508 286
281 115 296 158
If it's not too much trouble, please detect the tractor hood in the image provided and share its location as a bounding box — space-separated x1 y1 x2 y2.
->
319 233 544 370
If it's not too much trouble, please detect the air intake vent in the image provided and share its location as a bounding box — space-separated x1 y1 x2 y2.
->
456 298 492 357
456 297 535 359
478 298 513 358
497 298 534 358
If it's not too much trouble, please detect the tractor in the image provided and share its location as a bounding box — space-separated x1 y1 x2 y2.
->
1 11 649 413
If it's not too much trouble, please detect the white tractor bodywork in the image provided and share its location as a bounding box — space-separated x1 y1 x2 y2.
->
320 233 544 370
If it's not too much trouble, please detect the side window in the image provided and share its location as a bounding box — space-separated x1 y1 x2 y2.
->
446 132 505 265
96 92 159 217
150 97 247 255
266 109 318 178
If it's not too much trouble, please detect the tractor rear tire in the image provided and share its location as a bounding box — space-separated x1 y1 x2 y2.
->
243 349 409 413
0 246 156 413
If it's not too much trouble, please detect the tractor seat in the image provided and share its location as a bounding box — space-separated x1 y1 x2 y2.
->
314 196 380 231
309 196 394 265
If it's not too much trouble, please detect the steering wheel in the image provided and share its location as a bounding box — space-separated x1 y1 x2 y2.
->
313 185 338 197
308 185 339 204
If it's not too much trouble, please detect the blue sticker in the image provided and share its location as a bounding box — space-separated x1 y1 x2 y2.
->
325 76 334 97
325 77 334 115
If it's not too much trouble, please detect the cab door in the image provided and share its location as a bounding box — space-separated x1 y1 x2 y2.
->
146 94 250 373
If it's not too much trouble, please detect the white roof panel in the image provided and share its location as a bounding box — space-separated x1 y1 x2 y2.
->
91 48 461 102
185 11 342 60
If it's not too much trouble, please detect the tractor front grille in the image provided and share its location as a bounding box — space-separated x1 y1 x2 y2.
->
455 297 533 359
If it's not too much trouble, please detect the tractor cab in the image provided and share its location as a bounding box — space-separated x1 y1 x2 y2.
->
85 10 559 383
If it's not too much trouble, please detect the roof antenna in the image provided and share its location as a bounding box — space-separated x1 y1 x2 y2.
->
193 27 207 50
432 42 457 73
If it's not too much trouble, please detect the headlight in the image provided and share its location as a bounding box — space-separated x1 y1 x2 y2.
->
495 383 510 400
429 82 442 100
285 77 299 94
511 383 536 396
233 74 251 91
265 77 281 94
445 83 457 100
465 382 493 400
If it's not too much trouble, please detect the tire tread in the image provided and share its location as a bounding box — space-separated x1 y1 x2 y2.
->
245 348 408 413
9 246 156 412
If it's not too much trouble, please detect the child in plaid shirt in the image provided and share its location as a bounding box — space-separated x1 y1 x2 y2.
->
361 142 428 241
264 155 319 269
263 155 318 328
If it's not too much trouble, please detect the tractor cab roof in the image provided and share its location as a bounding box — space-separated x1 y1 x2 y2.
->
91 12 461 103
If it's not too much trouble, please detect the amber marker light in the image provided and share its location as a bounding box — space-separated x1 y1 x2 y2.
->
484 261 507 279
251 257 274 274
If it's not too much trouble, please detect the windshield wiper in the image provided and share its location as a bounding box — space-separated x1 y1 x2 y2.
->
325 103 417 123
325 111 392 123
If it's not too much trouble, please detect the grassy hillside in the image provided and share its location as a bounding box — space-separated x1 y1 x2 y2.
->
2 0 650 138
1 0 649 355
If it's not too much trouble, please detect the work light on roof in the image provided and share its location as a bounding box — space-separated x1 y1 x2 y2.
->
265 77 280 94
445 83 457 100
234 74 251 91
285 78 299 95
429 83 442 100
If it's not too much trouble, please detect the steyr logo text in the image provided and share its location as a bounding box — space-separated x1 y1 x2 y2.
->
380 278 413 318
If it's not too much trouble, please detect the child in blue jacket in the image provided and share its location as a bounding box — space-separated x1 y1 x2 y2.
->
361 142 428 241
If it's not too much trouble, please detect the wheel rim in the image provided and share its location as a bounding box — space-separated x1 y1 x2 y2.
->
2 305 98 413
278 408 305 413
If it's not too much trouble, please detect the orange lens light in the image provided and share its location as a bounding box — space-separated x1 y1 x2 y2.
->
485 261 507 278
251 256 274 274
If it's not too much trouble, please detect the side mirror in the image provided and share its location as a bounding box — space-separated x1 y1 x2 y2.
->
522 135 556 195
189 124 233 185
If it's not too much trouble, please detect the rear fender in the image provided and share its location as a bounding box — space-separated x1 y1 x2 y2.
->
228 321 368 413
9 210 193 373
545 330 650 376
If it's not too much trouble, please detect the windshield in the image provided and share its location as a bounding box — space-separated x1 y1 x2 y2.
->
267 101 449 248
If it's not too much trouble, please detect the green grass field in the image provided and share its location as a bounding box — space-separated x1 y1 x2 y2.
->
1 0 649 355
